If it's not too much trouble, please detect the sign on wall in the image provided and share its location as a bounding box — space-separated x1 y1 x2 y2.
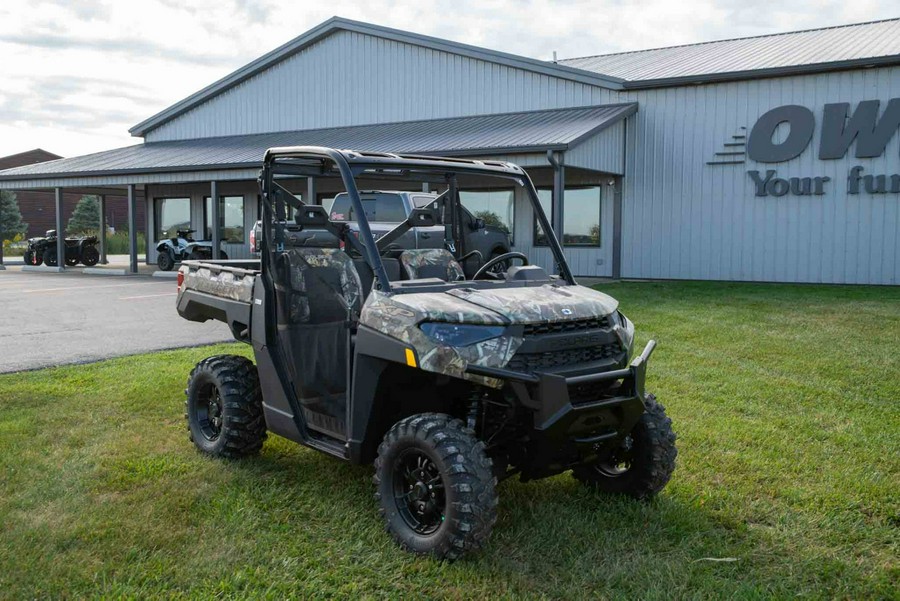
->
708 98 900 197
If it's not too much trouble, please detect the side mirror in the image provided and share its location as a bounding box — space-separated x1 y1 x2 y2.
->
472 218 486 231
408 207 437 227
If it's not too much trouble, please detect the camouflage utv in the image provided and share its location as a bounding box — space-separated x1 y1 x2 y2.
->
176 147 676 560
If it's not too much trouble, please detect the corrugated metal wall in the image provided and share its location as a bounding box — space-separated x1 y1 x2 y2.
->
617 66 900 285
145 31 617 142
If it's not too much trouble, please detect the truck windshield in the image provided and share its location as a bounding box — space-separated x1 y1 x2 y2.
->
329 193 407 223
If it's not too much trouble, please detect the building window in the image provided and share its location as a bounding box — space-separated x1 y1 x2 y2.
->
204 196 245 243
459 189 515 243
534 186 601 247
154 197 191 239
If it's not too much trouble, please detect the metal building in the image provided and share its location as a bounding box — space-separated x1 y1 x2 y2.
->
0 17 897 284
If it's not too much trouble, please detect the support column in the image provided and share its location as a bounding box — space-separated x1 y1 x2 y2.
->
98 194 108 264
307 177 316 205
612 176 623 280
0 192 5 269
56 188 65 271
210 181 220 259
551 154 565 242
127 184 138 273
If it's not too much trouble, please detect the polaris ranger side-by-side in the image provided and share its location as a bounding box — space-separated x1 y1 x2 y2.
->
176 147 676 560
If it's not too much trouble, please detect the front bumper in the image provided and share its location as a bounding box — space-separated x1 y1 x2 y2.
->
465 340 656 445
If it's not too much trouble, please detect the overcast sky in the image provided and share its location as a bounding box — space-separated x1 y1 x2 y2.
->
0 0 896 158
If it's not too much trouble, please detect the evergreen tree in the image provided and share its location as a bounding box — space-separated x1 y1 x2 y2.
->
67 195 101 235
0 190 28 241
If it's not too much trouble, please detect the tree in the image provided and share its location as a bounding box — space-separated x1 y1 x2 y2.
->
0 190 28 242
474 210 508 233
67 195 101 235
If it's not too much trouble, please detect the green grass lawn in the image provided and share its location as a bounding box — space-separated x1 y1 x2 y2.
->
1 281 897 599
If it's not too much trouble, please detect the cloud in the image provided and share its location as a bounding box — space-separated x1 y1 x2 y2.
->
0 0 897 157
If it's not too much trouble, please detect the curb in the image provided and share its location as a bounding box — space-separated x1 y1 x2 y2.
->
152 271 179 279
22 265 65 273
83 267 128 276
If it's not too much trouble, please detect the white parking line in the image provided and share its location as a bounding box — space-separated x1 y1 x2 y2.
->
119 292 177 300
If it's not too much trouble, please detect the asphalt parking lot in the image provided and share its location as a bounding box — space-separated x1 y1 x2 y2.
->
0 269 233 373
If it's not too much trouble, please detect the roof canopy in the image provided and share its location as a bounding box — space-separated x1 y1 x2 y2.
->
561 18 900 88
0 103 636 189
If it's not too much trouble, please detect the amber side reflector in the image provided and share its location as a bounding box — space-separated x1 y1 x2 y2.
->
405 348 417 368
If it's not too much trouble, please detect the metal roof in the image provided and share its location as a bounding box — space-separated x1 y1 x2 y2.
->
0 103 636 185
129 17 625 137
560 18 900 88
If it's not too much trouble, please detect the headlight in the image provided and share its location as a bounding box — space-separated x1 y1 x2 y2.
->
611 310 635 356
419 323 506 346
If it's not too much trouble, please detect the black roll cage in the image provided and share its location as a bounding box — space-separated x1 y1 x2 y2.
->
258 146 576 292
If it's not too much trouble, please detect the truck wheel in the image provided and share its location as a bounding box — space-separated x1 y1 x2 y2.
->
486 249 510 275
157 250 175 271
572 394 676 500
184 355 266 458
374 413 497 561
81 246 100 266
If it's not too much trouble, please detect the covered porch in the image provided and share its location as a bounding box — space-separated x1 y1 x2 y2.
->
0 103 634 277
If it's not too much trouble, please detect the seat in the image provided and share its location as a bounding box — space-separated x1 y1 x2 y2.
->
354 257 402 298
282 248 363 323
399 249 465 282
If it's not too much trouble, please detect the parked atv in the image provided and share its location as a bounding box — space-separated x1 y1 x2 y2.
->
155 228 228 271
175 147 677 561
24 230 100 267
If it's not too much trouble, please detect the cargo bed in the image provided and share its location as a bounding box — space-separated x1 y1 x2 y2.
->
176 260 261 342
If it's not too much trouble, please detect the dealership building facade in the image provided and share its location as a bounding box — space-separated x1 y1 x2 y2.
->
0 17 897 284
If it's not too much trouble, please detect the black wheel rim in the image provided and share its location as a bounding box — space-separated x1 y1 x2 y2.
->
392 448 446 535
596 435 634 477
194 383 224 441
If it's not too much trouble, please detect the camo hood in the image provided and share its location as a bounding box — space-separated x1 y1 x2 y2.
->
359 284 619 387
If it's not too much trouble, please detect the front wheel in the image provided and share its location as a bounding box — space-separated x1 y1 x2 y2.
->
374 413 498 561
43 248 58 266
572 394 677 499
184 355 267 458
157 250 175 271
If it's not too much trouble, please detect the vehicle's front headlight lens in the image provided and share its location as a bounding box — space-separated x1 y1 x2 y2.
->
419 323 506 346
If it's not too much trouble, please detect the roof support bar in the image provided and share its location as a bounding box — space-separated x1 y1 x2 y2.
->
211 180 221 260
127 184 138 273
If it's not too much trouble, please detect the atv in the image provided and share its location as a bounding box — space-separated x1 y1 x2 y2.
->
24 229 100 267
155 228 228 271
175 147 676 560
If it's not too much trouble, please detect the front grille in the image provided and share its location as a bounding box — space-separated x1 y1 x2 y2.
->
507 343 621 373
523 316 610 337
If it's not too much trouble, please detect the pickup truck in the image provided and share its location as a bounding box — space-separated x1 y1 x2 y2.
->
250 190 511 273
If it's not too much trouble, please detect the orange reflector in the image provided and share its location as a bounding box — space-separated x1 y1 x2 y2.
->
405 348 417 368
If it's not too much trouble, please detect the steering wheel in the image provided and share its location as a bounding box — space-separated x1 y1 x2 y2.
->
472 251 528 280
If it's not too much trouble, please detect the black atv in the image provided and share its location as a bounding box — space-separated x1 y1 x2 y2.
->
175 147 677 561
155 228 228 271
24 230 100 267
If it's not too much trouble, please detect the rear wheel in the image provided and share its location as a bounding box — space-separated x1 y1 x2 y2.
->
374 413 497 560
185 355 266 458
572 394 676 499
157 250 175 271
81 245 100 266
43 248 58 266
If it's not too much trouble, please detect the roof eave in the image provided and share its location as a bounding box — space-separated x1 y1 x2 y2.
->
129 17 625 138
620 55 900 89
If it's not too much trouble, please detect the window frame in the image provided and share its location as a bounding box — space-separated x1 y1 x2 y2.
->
457 187 516 245
153 196 192 240
533 185 602 248
203 195 246 244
